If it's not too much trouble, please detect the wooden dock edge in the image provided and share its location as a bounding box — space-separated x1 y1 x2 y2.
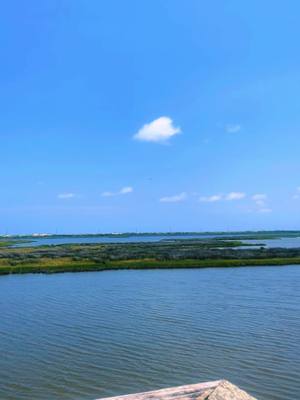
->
96 379 257 400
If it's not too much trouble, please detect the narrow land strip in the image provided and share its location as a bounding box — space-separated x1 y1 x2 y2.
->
1 238 300 275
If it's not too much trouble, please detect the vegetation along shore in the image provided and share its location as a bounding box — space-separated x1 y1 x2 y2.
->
1 238 300 275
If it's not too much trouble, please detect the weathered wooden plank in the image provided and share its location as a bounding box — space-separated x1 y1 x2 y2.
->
96 380 257 400
203 381 256 400
96 380 222 400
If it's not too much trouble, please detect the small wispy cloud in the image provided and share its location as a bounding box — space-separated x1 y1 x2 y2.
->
134 116 181 143
225 192 246 201
292 187 300 199
251 193 272 213
226 124 241 133
199 194 222 202
160 192 187 203
252 194 267 201
57 193 75 199
258 207 272 213
199 192 246 202
101 191 115 197
101 186 133 197
119 186 133 194
252 193 267 207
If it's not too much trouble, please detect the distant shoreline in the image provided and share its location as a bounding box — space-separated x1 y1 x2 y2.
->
1 229 300 240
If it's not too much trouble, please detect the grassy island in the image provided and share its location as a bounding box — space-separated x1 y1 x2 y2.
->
0 237 300 275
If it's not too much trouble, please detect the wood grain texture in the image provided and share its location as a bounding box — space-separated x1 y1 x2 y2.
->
96 380 257 400
97 381 222 400
202 381 257 400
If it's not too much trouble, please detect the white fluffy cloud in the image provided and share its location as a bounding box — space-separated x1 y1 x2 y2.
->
57 193 75 199
199 194 222 202
225 192 246 201
101 186 133 197
134 116 181 143
160 192 187 203
226 124 241 133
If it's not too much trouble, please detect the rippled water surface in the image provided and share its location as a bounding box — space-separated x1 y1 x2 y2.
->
1 266 300 400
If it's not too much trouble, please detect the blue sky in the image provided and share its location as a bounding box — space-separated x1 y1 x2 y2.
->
1 0 300 234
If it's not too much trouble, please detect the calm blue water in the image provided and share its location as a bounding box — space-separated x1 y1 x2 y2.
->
244 237 300 248
0 266 300 400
